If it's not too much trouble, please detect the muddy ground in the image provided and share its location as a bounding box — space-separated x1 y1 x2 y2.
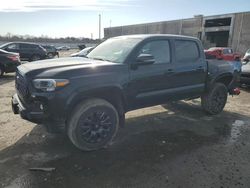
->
0 54 250 188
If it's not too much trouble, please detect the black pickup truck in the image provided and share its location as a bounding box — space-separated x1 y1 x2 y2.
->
12 35 240 151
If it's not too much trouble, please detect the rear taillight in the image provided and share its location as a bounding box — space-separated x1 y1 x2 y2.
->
233 88 241 95
7 55 20 62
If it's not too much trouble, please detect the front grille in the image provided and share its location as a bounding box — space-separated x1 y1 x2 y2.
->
16 71 29 99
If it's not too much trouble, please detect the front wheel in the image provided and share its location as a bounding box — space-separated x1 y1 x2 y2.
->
67 98 119 151
201 83 228 115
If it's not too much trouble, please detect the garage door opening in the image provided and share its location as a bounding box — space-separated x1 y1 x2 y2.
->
205 17 231 27
205 31 229 47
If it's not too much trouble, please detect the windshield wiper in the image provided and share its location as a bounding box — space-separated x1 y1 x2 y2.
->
92 57 105 61
91 57 113 62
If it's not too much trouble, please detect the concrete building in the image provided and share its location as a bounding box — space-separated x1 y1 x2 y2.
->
104 11 250 54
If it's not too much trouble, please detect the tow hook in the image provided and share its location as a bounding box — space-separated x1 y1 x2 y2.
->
230 87 241 96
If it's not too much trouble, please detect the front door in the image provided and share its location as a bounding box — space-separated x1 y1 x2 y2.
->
127 39 174 109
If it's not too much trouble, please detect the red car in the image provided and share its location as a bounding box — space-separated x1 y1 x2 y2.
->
204 47 241 61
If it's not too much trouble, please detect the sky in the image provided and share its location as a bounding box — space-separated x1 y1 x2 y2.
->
0 0 249 39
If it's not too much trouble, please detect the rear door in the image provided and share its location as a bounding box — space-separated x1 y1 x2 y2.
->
171 39 207 99
19 43 33 60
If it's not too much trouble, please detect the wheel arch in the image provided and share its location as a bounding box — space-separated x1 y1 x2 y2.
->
210 73 234 89
65 86 127 120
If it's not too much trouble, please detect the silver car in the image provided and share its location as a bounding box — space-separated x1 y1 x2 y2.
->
243 48 250 61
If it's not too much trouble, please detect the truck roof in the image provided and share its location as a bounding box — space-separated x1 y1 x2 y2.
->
113 34 199 41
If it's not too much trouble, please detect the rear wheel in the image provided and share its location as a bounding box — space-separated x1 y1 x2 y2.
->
67 98 119 151
47 53 54 59
30 55 41 61
201 83 228 115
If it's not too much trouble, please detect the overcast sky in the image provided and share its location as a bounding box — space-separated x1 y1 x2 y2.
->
0 0 249 39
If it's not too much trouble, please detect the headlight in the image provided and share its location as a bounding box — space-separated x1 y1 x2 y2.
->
33 79 69 92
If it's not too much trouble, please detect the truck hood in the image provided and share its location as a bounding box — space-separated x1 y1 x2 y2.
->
18 57 115 75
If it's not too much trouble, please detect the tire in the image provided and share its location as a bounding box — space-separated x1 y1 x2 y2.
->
67 98 119 151
201 83 228 115
47 53 54 59
30 55 41 62
0 66 4 78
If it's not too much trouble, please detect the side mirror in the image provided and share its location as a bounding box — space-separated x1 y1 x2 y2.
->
136 54 155 65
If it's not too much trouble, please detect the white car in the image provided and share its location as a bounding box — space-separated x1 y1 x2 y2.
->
57 46 70 51
243 48 250 61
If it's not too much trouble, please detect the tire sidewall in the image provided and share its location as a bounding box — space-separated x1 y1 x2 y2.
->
202 83 228 115
68 99 119 151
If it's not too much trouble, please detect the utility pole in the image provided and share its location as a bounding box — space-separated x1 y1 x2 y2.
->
99 14 101 40
110 20 112 28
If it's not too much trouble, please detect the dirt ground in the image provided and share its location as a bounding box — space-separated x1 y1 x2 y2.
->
1 55 250 187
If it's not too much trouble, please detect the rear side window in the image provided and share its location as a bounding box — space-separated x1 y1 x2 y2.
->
223 48 233 54
175 40 199 62
138 40 171 64
20 43 33 49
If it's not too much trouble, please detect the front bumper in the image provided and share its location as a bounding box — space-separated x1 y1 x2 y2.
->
11 94 46 124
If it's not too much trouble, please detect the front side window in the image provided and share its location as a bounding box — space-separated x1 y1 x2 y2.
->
7 43 19 50
138 40 170 64
175 40 199 62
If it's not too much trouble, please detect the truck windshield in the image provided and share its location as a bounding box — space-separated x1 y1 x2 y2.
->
87 38 142 63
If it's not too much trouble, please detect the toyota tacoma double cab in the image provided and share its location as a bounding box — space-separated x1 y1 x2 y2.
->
12 35 240 151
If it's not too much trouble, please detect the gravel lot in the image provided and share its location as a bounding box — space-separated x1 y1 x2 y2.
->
0 54 250 188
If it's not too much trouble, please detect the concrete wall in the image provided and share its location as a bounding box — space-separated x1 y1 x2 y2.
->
104 18 202 38
231 12 250 55
104 11 250 54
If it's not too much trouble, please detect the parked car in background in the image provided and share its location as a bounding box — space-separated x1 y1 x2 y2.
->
57 46 70 51
0 42 47 62
0 49 20 77
205 50 242 73
243 48 250 61
205 47 241 61
240 59 250 86
78 44 86 50
42 45 59 58
70 46 94 57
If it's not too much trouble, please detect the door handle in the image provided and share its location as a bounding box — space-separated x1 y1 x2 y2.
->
165 69 175 75
196 66 204 71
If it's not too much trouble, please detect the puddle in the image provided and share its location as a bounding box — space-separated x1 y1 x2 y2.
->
4 174 33 188
229 120 245 143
